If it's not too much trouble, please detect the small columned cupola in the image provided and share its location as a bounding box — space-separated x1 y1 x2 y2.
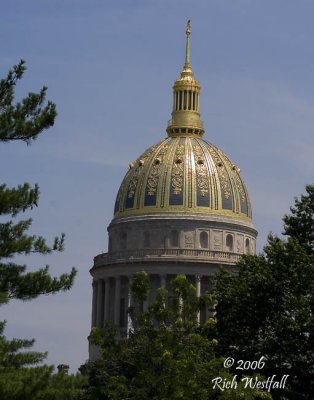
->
167 20 204 138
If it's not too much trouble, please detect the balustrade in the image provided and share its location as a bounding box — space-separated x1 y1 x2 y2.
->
94 248 241 267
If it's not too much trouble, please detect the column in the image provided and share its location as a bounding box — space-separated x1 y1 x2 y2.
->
104 278 110 322
127 276 133 337
142 274 150 312
195 275 201 324
114 276 121 327
91 280 97 327
160 274 166 289
178 295 183 321
160 274 167 307
96 279 104 327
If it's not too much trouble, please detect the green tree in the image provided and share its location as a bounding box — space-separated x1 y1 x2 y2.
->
0 61 79 398
283 184 314 253
0 321 85 400
0 60 76 305
83 272 271 400
33 369 86 400
215 185 314 400
0 60 56 143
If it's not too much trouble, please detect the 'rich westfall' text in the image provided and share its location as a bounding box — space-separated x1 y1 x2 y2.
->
212 374 289 392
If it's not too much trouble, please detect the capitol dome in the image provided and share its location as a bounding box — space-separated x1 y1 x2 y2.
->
89 21 257 358
112 20 253 228
114 136 252 221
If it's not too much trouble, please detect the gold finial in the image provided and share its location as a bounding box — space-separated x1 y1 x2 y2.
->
166 20 204 138
185 19 191 68
186 19 191 37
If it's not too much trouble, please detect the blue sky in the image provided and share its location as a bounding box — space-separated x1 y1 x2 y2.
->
1 0 314 372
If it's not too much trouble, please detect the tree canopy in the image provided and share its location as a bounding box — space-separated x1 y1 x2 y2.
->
0 60 76 306
83 272 271 400
0 320 84 400
0 59 56 143
214 185 314 399
0 61 79 399
283 184 314 253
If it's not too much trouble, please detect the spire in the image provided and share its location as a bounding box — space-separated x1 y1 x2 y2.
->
166 20 204 137
184 19 191 68
180 19 194 81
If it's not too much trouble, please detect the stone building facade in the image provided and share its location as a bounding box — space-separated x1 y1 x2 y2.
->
89 21 257 360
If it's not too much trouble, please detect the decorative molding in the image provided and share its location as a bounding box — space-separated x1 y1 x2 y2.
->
184 233 193 248
233 172 246 202
193 144 209 196
147 145 169 196
213 230 223 251
208 147 231 199
171 144 185 195
147 164 160 195
236 234 244 253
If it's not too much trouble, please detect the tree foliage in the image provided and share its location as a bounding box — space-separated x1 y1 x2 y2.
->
0 61 78 398
0 61 76 305
283 184 314 253
0 320 85 400
215 185 314 400
82 273 271 400
0 60 57 143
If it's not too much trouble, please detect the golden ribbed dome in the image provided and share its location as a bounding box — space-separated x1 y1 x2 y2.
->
113 21 252 223
114 136 252 221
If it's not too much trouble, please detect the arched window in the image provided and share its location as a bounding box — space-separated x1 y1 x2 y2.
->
108 236 113 252
170 230 179 247
120 232 127 250
245 238 250 254
200 231 208 249
226 234 233 252
143 231 150 248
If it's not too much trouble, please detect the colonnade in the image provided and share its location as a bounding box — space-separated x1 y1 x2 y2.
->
91 274 206 331
173 90 200 112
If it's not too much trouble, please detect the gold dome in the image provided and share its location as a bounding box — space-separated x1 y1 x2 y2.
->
113 21 252 223
114 136 252 221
